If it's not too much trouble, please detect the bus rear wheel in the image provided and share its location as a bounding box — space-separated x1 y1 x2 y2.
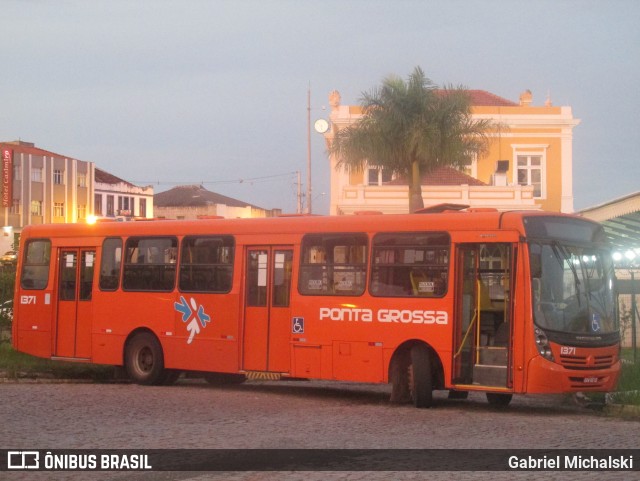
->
410 345 433 408
125 332 166 385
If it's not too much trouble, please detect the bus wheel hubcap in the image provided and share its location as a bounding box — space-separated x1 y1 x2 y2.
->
137 347 153 373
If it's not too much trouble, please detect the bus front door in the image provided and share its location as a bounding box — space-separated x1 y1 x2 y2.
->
243 246 293 373
453 243 514 390
54 248 96 359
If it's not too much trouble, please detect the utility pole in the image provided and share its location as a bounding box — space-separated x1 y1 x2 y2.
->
306 86 312 214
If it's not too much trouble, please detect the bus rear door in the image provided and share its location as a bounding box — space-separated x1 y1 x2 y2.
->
54 248 96 359
452 242 515 390
243 246 294 373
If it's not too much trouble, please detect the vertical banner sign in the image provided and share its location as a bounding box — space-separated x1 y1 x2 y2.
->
2 149 12 207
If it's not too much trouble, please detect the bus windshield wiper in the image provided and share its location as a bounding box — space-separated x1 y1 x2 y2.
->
551 241 582 307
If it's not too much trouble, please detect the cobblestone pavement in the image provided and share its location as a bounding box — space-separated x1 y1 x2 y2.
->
1 378 638 480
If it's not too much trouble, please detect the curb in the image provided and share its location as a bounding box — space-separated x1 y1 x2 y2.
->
0 377 95 384
604 391 640 417
604 403 640 418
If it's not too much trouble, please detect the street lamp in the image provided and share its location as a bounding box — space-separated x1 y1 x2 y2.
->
307 88 312 214
306 86 330 214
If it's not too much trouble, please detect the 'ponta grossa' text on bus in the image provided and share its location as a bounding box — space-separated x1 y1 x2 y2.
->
319 307 448 324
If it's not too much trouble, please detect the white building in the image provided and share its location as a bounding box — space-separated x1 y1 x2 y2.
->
94 168 154 219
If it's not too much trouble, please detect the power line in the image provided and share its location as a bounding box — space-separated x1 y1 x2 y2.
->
132 171 299 187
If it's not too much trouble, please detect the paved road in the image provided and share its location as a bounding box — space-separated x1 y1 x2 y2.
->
1 378 638 480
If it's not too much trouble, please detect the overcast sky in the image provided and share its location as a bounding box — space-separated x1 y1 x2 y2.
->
2 0 638 214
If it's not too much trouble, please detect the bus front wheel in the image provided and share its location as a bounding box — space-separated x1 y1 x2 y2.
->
125 332 166 385
410 345 433 408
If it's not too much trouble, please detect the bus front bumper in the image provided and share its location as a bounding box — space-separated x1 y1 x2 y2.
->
526 356 621 393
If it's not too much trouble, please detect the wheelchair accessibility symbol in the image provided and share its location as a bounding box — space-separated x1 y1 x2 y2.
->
292 317 304 334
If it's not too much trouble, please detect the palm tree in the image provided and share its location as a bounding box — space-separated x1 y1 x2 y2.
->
330 67 493 213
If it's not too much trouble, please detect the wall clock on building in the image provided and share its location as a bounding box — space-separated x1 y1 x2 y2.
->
314 118 330 133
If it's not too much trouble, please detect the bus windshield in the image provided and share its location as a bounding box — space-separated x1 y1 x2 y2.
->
529 241 617 336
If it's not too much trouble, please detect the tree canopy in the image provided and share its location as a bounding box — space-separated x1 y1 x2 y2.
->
330 66 493 212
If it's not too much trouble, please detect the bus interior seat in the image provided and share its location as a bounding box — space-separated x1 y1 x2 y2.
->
410 269 431 296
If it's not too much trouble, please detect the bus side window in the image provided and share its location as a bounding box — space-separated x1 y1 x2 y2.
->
298 233 367 296
21 239 52 290
179 236 234 293
370 232 450 298
122 237 177 291
99 238 122 291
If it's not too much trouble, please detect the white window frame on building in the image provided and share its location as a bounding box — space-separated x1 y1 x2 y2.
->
54 202 65 218
117 196 135 216
31 168 43 182
13 163 21 181
512 145 548 199
54 169 64 185
106 195 114 216
31 200 43 216
77 204 86 220
78 173 87 187
94 193 103 216
11 199 21 215
366 166 393 186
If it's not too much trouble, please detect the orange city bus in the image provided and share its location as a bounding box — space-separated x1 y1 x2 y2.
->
12 208 620 407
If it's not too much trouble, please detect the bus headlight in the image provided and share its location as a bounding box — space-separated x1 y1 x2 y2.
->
534 328 555 362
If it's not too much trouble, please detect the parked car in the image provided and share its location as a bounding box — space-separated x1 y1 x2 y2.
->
0 250 17 266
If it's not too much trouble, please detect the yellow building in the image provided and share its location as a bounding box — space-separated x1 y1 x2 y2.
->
324 89 579 215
